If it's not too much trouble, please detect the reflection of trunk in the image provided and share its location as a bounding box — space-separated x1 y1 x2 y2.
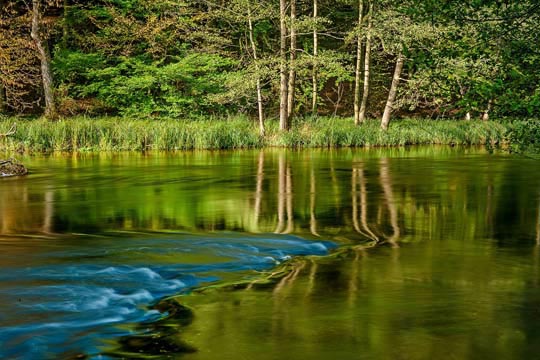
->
352 168 363 234
352 165 378 241
42 189 54 233
310 167 319 236
247 4 265 136
353 0 364 125
31 0 56 119
380 158 400 246
275 154 286 233
311 0 318 115
279 0 289 130
254 151 264 231
536 197 540 246
381 52 404 131
285 164 294 233
348 251 360 306
358 1 372 124
305 261 318 297
287 0 297 121
486 183 494 237
359 165 378 241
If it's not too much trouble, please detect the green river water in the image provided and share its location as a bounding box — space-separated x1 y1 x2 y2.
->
1 147 539 359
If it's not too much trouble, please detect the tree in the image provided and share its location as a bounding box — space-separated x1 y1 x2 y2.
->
279 0 289 130
247 2 265 136
287 0 297 121
31 0 56 118
358 0 373 123
353 0 364 125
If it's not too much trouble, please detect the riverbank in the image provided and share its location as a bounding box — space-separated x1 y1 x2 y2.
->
0 116 509 152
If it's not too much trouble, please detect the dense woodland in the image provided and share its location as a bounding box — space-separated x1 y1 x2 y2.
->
1 0 539 132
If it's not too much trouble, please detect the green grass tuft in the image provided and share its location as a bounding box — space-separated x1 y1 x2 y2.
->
0 116 510 153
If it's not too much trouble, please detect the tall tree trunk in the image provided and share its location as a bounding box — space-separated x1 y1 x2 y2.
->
0 82 6 113
247 4 265 136
311 0 318 115
353 0 364 125
482 99 492 121
61 0 69 49
358 1 372 124
380 51 404 131
287 0 297 121
31 0 56 119
279 0 289 131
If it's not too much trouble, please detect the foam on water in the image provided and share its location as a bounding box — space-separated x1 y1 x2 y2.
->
0 234 335 359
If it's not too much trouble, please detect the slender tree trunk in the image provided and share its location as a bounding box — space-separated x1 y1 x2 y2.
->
31 0 56 119
0 82 6 113
287 0 297 121
311 0 318 115
247 4 265 136
353 0 364 125
358 1 372 124
279 0 289 131
381 51 404 131
482 99 492 121
62 0 69 49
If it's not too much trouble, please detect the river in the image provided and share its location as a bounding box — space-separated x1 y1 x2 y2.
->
0 147 539 359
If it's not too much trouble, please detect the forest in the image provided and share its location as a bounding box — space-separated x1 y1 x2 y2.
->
1 0 539 133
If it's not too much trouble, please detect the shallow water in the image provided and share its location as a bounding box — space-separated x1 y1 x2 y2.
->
0 147 539 359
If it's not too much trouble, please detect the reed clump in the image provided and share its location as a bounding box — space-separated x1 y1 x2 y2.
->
0 116 509 153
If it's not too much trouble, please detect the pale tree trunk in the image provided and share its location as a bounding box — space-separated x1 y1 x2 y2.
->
381 52 404 131
287 0 297 121
247 4 265 136
353 0 364 125
482 99 492 121
358 1 372 124
31 0 56 119
311 0 318 115
279 0 289 131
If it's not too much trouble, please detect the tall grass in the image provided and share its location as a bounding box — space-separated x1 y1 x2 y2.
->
0 116 509 153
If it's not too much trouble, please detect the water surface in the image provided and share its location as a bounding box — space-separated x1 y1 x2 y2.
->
0 147 539 359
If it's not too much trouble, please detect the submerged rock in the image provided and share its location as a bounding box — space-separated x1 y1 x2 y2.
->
0 159 28 177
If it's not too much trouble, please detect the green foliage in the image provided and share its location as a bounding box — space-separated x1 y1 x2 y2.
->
57 54 236 117
506 119 540 155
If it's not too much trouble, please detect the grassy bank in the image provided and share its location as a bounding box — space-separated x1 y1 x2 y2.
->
0 116 509 152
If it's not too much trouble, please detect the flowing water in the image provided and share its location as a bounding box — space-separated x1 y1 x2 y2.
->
0 147 539 359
